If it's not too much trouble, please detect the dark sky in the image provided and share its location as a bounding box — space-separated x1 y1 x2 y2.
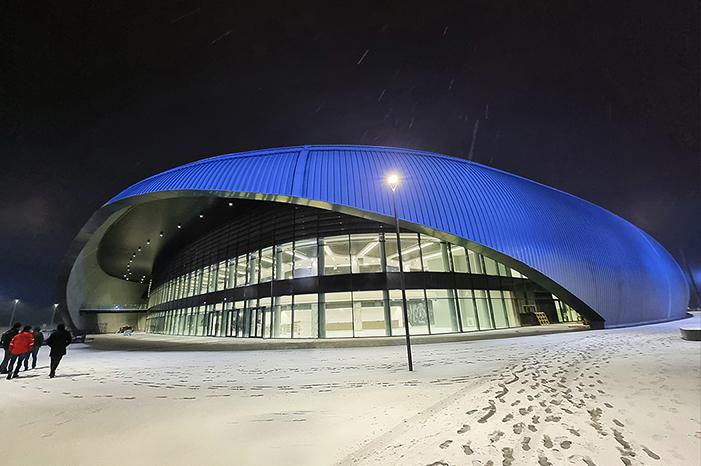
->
1 0 699 318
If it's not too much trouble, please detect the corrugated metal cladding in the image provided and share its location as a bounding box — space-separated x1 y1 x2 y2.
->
109 145 689 328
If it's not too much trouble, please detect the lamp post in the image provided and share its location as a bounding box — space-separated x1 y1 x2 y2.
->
8 299 19 328
387 173 413 371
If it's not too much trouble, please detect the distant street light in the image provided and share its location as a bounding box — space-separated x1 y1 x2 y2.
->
8 298 19 328
387 173 413 371
51 303 59 325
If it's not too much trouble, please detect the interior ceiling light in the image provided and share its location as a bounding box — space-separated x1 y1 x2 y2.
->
199 213 204 218
228 202 233 206
146 239 151 245
177 224 182 229
159 232 164 237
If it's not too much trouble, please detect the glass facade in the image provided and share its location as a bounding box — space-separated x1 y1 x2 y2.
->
148 233 525 309
143 201 582 338
145 286 535 338
144 229 581 338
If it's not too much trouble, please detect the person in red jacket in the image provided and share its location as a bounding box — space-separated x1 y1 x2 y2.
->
6 325 34 380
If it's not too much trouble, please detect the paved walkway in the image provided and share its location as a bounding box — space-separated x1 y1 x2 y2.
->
88 322 587 351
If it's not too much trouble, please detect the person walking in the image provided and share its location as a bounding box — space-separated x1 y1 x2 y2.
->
46 324 72 378
0 322 22 374
6 325 34 380
25 327 44 370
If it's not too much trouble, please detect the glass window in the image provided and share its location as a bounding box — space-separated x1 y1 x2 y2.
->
174 308 184 335
350 234 383 273
421 236 451 272
385 233 423 272
425 289 459 333
483 257 499 276
200 267 210 295
272 295 292 338
468 250 484 275
192 271 201 297
275 242 294 280
352 290 386 337
293 294 318 338
474 290 494 330
196 306 207 336
182 307 193 335
259 297 272 338
503 292 519 327
294 238 318 278
323 292 353 338
450 245 469 273
233 301 245 337
227 258 236 288
322 235 351 275
490 290 508 328
208 263 217 293
247 250 259 285
390 289 429 335
457 290 479 331
497 262 510 277
217 261 227 291
259 247 274 282
185 272 193 297
176 271 185 301
173 277 180 300
236 254 248 287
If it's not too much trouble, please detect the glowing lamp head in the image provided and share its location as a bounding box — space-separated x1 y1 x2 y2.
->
386 173 400 191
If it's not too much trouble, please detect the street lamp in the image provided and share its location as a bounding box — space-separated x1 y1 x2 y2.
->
51 303 59 325
386 172 414 371
8 298 19 328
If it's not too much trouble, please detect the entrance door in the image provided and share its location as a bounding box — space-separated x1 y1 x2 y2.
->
223 306 235 337
252 306 266 337
238 307 267 338
206 309 222 337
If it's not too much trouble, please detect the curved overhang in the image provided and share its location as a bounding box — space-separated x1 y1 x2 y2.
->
58 145 689 330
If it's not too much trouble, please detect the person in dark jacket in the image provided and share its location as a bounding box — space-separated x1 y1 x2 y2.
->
25 328 45 370
46 324 72 378
6 325 34 380
0 322 22 374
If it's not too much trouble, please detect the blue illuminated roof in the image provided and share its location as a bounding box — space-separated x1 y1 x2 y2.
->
108 145 688 327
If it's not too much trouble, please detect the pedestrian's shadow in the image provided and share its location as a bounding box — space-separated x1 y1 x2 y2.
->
54 373 90 378
7 373 43 380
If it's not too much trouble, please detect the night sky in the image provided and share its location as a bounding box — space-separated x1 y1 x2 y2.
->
1 1 699 320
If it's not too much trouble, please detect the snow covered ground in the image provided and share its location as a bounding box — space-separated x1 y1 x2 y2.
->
1 315 699 466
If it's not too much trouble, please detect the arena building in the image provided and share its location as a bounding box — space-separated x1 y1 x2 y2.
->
57 145 689 338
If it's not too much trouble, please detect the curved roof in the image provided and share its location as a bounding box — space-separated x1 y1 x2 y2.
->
105 145 687 327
